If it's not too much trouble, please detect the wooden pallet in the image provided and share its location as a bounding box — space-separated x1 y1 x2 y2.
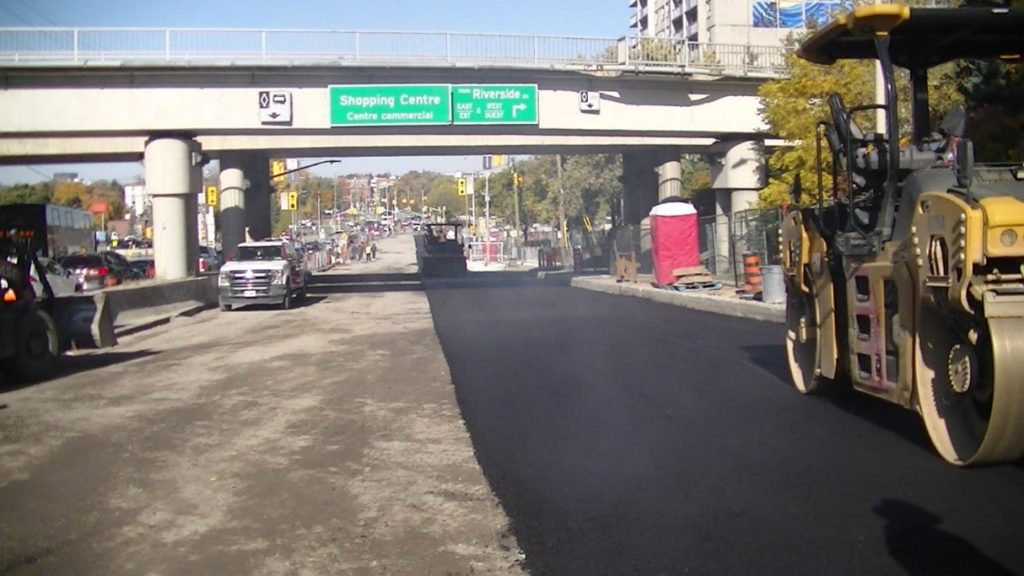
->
671 280 723 292
615 251 638 283
667 265 722 291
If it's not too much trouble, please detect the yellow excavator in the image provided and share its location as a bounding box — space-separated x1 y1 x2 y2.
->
781 5 1024 466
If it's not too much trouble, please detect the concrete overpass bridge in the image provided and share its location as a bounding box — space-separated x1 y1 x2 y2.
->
0 27 789 278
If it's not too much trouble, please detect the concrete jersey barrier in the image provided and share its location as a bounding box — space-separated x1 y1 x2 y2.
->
54 276 218 349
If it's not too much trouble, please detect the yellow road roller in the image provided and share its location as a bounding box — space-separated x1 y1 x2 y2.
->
780 5 1024 466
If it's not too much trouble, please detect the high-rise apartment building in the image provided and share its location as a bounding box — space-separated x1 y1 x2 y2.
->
629 0 857 46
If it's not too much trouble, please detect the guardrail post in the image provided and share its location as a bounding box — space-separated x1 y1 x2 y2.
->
165 29 171 61
355 31 360 61
73 29 79 62
445 33 450 63
261 31 267 61
533 36 539 65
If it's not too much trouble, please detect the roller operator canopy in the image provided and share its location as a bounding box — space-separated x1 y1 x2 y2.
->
798 5 1024 69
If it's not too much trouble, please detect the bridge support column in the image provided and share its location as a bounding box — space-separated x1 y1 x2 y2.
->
145 136 202 280
246 156 272 242
218 153 250 260
621 151 659 225
187 162 201 276
656 148 683 201
617 150 664 274
707 139 766 273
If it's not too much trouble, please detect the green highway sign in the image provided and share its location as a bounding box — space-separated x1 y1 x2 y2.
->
452 84 538 125
329 84 452 126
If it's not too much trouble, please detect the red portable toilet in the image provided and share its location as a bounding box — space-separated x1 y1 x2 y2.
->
649 200 699 286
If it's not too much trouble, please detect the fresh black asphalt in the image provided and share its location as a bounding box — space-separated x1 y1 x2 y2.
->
426 274 1024 576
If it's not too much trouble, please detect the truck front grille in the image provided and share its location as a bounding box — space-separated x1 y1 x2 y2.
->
227 270 274 295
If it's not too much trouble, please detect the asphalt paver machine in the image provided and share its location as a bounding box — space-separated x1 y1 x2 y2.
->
420 223 469 277
780 5 1024 465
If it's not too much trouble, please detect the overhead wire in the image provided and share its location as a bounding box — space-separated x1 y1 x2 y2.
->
0 4 32 25
12 0 63 26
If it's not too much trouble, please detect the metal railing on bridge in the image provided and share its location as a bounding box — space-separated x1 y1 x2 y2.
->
0 28 789 79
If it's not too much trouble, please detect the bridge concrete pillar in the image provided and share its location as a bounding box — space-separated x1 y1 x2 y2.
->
145 136 201 280
218 153 249 260
656 148 683 201
186 162 201 276
617 150 663 274
707 139 766 273
245 155 272 242
620 151 659 225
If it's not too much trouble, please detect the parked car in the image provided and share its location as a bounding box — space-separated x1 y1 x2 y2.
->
29 257 78 297
103 250 146 280
129 258 156 279
198 245 220 274
60 252 138 292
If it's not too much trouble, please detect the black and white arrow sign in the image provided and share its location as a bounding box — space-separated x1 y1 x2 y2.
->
579 90 601 113
258 91 293 125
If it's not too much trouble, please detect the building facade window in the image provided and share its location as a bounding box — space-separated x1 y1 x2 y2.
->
751 0 853 29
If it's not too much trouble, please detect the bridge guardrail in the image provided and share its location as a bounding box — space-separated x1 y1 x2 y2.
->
0 28 788 78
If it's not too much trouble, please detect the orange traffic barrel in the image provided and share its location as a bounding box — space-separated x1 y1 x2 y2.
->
743 252 762 294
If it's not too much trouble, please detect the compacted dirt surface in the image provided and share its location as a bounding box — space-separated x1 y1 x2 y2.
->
0 234 524 575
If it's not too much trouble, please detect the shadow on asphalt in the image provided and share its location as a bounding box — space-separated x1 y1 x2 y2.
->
307 272 423 295
222 295 327 311
0 349 160 392
422 270 574 290
874 498 1017 575
739 344 792 383
740 343 935 456
304 269 575 295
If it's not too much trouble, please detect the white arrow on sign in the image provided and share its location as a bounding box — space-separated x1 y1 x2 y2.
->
579 91 600 113
511 103 527 118
259 90 293 125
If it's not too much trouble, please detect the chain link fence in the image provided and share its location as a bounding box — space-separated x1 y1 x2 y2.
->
699 208 782 284
0 28 787 78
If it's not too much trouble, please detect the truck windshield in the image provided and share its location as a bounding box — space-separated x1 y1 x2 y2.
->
234 246 283 261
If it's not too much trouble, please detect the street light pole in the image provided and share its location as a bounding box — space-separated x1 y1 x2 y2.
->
270 159 340 181
485 171 491 266
333 177 338 231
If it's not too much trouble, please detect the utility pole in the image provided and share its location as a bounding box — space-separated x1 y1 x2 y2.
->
511 158 521 237
470 174 476 236
484 171 491 266
556 154 568 253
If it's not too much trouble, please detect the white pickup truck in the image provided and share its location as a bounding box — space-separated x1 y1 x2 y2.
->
217 239 307 311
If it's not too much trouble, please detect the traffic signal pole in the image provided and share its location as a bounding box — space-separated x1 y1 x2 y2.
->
485 172 490 267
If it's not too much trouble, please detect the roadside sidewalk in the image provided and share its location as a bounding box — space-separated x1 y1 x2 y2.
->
570 273 785 323
112 300 212 337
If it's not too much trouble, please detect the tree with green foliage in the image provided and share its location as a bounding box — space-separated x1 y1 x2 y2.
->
956 0 1024 162
560 154 622 224
680 156 711 198
0 183 52 205
757 2 967 207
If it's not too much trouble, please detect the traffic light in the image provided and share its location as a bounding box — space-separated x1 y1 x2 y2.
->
457 178 467 196
483 155 492 170
205 185 218 207
493 154 505 167
513 172 523 187
271 159 286 181
288 191 298 211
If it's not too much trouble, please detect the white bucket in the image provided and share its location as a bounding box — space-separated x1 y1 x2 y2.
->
760 265 786 304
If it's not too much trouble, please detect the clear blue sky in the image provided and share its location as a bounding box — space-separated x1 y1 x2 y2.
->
0 0 632 185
